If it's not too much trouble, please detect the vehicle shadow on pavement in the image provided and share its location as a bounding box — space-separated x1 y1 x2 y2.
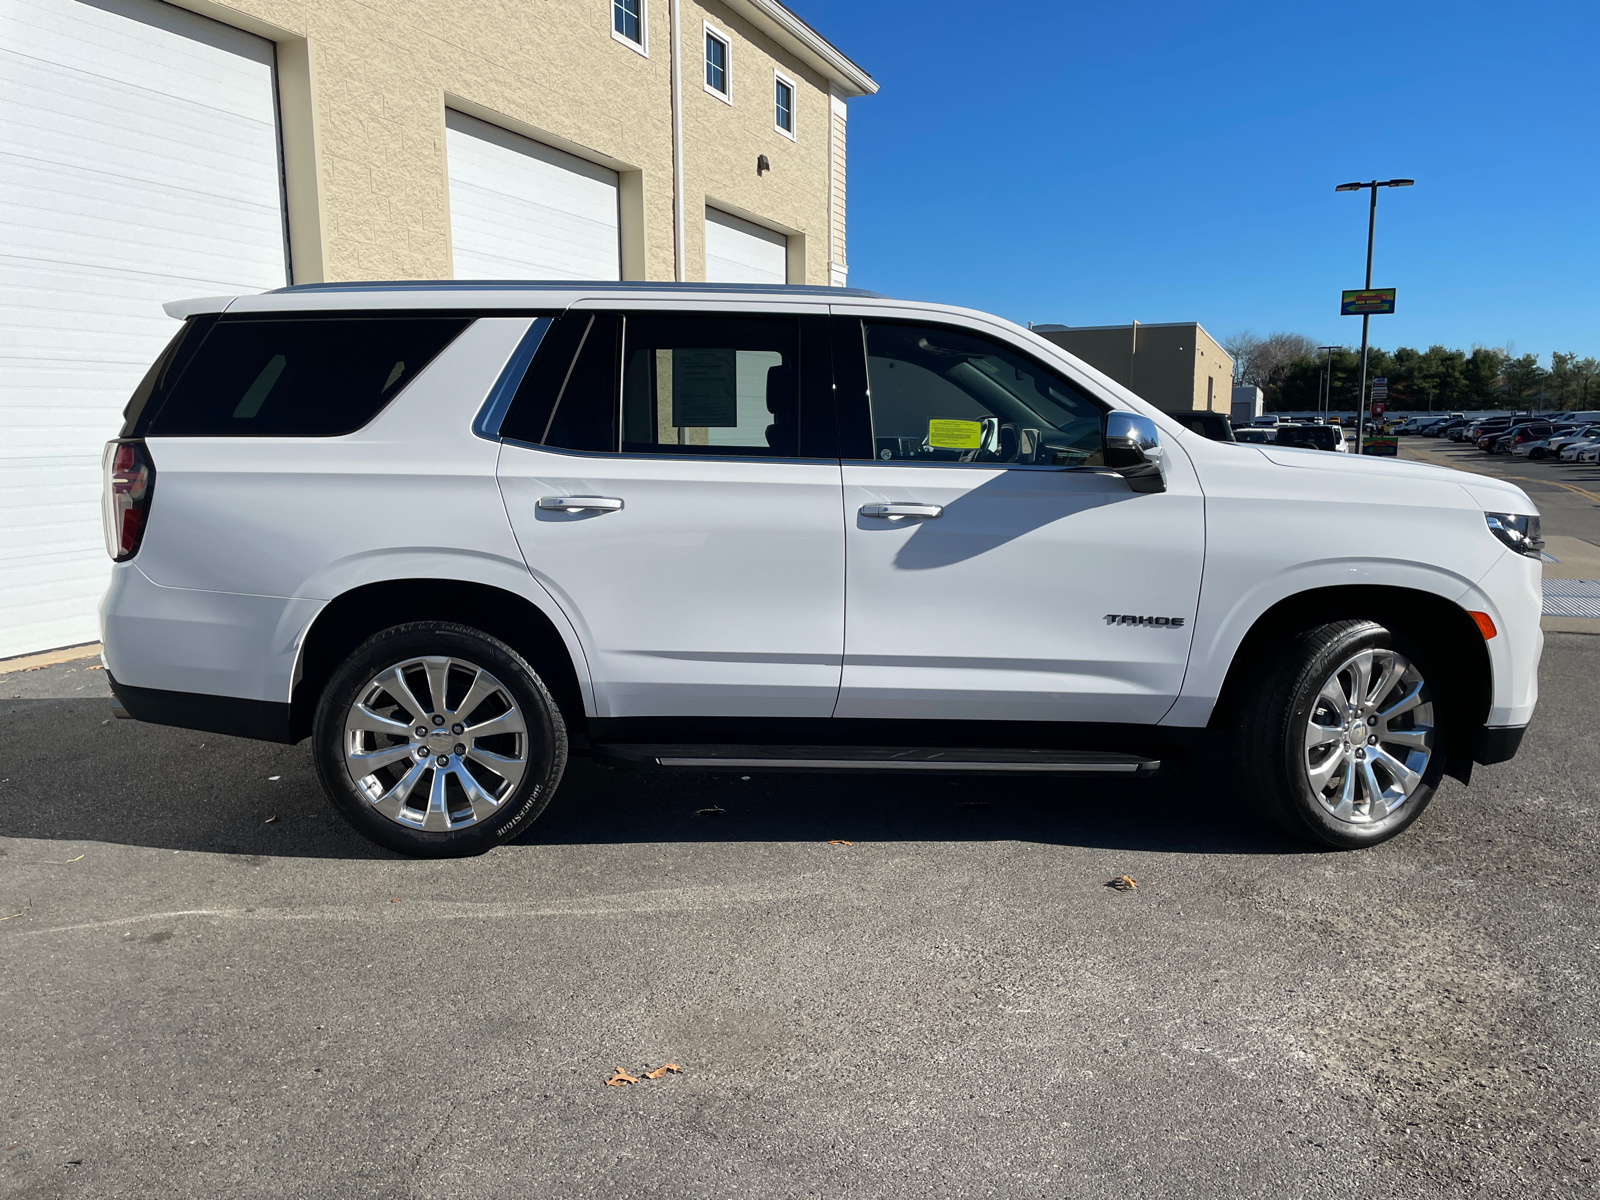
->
4 695 1307 859
513 757 1308 857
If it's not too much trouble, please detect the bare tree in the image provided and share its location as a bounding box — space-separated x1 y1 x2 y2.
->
1226 330 1320 395
1221 331 1262 386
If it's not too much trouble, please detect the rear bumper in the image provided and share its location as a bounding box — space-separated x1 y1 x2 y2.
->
1474 724 1527 766
107 673 298 744
99 563 321 703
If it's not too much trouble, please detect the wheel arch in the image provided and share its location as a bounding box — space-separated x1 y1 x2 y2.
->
290 579 591 745
1205 584 1491 783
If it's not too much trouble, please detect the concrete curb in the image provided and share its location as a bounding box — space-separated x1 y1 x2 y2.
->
0 643 103 675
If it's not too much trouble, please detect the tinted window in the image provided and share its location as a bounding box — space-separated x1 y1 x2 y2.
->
1276 425 1340 450
542 314 620 453
148 317 470 437
860 322 1105 466
119 313 219 436
622 316 800 456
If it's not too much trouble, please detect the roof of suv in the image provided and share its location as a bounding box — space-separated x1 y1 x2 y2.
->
164 280 892 319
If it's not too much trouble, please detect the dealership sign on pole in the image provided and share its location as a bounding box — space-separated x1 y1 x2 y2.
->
1341 288 1396 315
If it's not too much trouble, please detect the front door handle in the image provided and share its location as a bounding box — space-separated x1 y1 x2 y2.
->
538 496 624 512
860 503 943 519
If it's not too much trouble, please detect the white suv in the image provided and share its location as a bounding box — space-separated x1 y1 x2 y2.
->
101 282 1543 856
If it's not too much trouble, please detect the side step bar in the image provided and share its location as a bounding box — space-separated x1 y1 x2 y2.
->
595 744 1160 776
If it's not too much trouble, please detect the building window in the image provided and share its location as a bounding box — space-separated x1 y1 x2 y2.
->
612 0 645 54
774 72 795 138
704 24 730 101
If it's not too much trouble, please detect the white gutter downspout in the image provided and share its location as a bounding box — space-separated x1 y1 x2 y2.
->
670 0 685 281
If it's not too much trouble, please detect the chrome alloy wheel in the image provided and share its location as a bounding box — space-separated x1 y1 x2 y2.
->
1303 648 1434 824
342 656 529 832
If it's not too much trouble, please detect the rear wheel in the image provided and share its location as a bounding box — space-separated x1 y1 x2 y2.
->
1232 620 1444 849
312 622 567 857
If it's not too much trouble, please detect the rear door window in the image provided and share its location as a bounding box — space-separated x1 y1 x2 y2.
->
147 316 471 436
621 316 800 457
498 311 821 458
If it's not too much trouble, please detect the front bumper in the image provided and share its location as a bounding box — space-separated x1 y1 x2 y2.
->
1474 724 1527 766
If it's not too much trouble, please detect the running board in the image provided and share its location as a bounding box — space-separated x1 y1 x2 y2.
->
595 744 1160 775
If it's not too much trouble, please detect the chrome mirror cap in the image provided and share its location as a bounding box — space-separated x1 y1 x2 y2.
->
1103 412 1166 493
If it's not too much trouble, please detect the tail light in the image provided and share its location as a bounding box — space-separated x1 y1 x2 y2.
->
102 439 156 561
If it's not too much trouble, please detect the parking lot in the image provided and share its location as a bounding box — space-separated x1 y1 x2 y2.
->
4 444 1598 1199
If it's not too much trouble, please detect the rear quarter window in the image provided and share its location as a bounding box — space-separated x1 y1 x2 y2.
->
146 316 471 437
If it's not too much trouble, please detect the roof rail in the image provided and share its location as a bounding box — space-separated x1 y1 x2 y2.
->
270 280 886 299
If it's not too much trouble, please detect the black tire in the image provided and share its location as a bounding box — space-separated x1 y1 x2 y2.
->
1230 619 1446 849
312 622 567 857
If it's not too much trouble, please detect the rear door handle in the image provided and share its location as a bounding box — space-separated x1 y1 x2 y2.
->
538 496 623 512
860 503 943 519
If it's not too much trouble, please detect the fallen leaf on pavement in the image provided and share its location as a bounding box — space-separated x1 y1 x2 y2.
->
1107 875 1138 891
85 665 103 671
643 1063 682 1079
604 1067 638 1087
827 839 852 846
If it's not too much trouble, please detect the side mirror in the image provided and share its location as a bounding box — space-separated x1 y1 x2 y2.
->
1103 412 1166 493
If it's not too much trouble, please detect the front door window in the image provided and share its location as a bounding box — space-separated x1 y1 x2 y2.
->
864 322 1104 467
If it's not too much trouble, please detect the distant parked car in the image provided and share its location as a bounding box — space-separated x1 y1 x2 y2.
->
1162 410 1236 442
1234 427 1275 444
1547 425 1600 459
1515 425 1583 460
1473 421 1515 450
1562 433 1600 462
1274 424 1347 453
1496 423 1554 455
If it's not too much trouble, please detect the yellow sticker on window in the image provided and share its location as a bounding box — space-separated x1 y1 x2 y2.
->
927 419 982 450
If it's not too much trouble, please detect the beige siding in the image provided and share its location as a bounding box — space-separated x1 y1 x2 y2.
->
830 109 847 267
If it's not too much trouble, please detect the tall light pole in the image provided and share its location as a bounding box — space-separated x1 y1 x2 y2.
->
1318 345 1339 422
1336 178 1413 452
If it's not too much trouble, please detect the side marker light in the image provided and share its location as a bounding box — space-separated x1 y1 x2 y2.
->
1468 611 1497 640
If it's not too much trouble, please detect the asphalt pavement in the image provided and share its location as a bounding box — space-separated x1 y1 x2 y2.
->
3 443 1598 1199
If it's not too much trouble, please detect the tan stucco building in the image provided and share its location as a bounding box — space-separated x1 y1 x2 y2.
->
1033 322 1234 413
0 0 873 657
182 0 875 286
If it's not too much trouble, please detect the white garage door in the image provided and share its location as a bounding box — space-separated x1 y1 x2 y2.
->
0 0 288 659
446 111 620 281
705 208 787 284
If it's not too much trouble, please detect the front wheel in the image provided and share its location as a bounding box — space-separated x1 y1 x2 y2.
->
312 622 568 857
1231 620 1444 849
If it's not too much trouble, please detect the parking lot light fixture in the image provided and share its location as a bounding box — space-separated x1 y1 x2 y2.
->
1337 178 1415 452
1318 346 1339 422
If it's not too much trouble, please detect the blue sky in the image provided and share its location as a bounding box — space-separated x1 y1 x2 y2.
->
793 0 1600 361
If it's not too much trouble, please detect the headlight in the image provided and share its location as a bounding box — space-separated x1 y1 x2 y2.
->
1484 512 1543 558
